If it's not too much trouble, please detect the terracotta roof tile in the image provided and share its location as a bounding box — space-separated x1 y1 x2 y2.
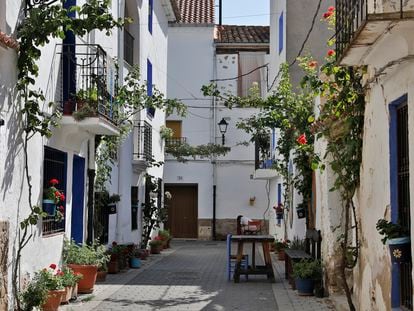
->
214 25 270 44
173 0 214 24
0 31 19 50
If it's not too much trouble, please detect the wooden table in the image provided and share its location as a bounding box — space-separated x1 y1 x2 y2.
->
231 235 275 283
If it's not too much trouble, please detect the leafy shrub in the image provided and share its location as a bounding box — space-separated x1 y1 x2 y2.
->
292 259 322 280
376 219 409 244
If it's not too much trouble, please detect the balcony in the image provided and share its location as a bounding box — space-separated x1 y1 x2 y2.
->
253 138 278 180
165 137 187 148
336 0 414 66
47 44 119 136
132 121 152 172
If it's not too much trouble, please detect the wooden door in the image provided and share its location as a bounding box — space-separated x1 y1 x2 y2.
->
166 121 182 138
165 185 198 238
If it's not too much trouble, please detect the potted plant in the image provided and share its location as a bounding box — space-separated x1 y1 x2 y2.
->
128 245 142 269
107 242 120 274
149 236 163 254
60 267 82 304
62 239 109 294
42 178 65 218
292 259 322 296
72 88 99 121
96 254 109 282
274 239 290 260
34 264 65 311
158 229 171 249
376 218 411 263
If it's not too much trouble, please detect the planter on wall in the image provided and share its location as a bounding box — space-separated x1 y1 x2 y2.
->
42 199 56 216
388 237 411 263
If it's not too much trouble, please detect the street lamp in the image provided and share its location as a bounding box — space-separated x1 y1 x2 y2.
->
218 118 228 145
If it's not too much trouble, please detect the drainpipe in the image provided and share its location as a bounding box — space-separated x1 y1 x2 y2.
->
213 185 216 240
86 139 96 244
212 46 218 240
219 0 222 25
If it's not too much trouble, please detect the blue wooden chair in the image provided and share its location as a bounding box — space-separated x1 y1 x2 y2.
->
227 234 248 281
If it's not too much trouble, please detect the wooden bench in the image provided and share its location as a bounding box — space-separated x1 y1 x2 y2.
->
284 229 322 288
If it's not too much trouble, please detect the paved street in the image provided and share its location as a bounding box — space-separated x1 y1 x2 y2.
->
92 241 276 311
64 240 336 311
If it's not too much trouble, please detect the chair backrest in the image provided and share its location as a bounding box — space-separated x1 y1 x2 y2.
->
226 234 232 255
236 215 243 235
304 229 322 259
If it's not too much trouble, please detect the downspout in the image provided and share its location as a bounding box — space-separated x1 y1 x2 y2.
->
212 42 218 240
86 139 96 244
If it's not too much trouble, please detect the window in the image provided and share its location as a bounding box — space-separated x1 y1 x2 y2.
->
124 29 134 65
279 12 284 54
165 121 186 147
237 52 265 97
131 186 139 230
148 0 153 34
42 146 67 236
147 59 155 118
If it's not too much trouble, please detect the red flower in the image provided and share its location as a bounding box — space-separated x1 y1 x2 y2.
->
308 61 318 68
328 6 335 12
154 236 163 241
49 263 57 270
58 206 64 213
59 193 65 201
323 11 333 19
297 133 307 145
54 191 61 198
327 49 335 57
49 178 59 186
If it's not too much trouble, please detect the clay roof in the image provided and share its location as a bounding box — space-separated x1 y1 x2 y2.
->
173 0 215 25
214 25 270 44
0 31 19 50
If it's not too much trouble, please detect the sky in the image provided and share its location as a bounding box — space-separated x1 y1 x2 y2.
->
216 0 270 26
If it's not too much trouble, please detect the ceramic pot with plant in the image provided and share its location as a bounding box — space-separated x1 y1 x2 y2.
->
19 264 64 311
59 267 82 304
158 230 171 249
63 239 109 293
128 245 142 268
274 239 290 261
292 259 322 296
149 237 163 254
96 258 109 282
40 264 66 311
376 219 411 263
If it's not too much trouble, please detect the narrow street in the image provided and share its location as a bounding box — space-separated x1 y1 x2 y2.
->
90 241 277 311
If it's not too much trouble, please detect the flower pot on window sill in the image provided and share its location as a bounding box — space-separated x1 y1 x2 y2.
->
42 199 56 216
387 237 411 263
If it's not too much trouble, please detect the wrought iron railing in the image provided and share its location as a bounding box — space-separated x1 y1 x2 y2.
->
124 29 134 66
165 137 187 148
133 121 152 161
54 43 118 124
336 0 414 60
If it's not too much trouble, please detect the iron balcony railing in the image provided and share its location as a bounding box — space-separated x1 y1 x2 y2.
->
133 121 152 161
336 0 414 60
124 29 134 66
165 137 187 148
55 44 118 124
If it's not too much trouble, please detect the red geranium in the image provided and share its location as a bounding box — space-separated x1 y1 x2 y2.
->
59 193 65 201
297 133 307 145
49 263 57 270
49 178 59 186
58 206 64 213
328 6 335 12
323 11 333 19
327 49 335 57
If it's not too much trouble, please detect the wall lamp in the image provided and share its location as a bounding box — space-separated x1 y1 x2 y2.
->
218 118 228 145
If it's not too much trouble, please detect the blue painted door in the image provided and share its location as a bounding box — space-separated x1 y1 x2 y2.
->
71 155 85 244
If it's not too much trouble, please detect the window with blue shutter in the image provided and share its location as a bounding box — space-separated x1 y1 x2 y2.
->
279 12 284 54
147 59 155 117
148 0 153 34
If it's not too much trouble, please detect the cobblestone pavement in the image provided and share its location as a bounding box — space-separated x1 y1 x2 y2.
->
91 240 276 311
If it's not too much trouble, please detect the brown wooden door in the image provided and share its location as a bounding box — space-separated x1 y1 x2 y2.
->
165 185 198 238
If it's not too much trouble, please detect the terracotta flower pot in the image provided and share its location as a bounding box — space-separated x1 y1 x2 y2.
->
108 260 119 274
71 283 78 300
67 264 98 294
42 289 65 311
96 270 107 282
277 249 285 261
150 245 162 254
60 286 72 304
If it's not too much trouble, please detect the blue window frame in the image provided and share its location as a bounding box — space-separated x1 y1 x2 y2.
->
148 0 153 34
147 59 155 117
278 12 284 54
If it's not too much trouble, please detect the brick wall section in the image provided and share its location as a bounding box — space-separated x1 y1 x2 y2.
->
0 221 9 310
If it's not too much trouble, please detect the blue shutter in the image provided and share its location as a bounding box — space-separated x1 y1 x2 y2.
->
148 0 153 34
279 12 284 54
147 59 155 117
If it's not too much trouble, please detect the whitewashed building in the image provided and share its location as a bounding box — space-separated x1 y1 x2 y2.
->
164 0 270 240
332 0 414 309
0 0 176 308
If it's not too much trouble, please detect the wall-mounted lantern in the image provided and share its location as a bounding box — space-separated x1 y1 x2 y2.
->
218 118 228 146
